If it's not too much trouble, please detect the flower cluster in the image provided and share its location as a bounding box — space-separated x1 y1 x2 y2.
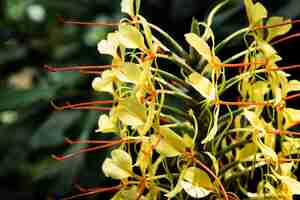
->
48 0 300 199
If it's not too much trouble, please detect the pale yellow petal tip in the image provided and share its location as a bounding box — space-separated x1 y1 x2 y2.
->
96 114 116 133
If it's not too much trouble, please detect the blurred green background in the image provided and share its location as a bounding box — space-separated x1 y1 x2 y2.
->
1 0 300 199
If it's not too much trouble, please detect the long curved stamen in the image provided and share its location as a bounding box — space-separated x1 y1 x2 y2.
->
58 16 119 27
271 129 300 136
64 137 120 145
51 141 122 161
52 139 141 161
271 32 300 45
64 106 112 111
62 184 122 200
220 60 266 68
217 100 272 107
44 64 113 72
284 92 300 101
50 100 113 111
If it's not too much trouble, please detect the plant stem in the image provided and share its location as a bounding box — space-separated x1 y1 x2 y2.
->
149 23 189 58
215 28 249 53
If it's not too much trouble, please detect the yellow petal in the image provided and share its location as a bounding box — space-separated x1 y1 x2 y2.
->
91 70 114 93
188 72 215 100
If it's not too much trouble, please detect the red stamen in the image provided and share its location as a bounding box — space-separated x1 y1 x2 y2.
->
44 64 113 72
217 100 272 107
269 64 300 71
58 16 119 27
62 184 122 200
284 92 300 101
53 139 140 161
64 137 119 145
159 117 171 125
50 100 113 111
66 106 111 111
51 141 122 161
220 60 266 68
271 32 300 45
272 129 300 136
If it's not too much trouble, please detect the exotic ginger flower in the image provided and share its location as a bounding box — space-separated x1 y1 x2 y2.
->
47 0 300 199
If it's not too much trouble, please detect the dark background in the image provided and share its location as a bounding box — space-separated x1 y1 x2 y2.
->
1 0 300 199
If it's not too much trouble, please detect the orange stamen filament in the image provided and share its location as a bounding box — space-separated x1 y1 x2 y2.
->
64 137 119 144
50 100 113 111
220 60 266 68
284 92 300 100
268 64 300 71
44 64 113 72
52 139 141 161
58 16 119 27
217 100 272 107
63 106 111 111
51 141 123 161
271 129 300 136
271 32 300 45
62 184 122 200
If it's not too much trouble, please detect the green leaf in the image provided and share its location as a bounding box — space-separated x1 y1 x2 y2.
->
188 72 215 100
185 33 212 62
30 111 81 148
154 126 186 157
181 167 213 198
118 23 146 49
102 149 133 180
267 17 292 41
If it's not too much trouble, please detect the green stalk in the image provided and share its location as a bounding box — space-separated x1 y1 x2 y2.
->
149 23 189 58
215 28 249 53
